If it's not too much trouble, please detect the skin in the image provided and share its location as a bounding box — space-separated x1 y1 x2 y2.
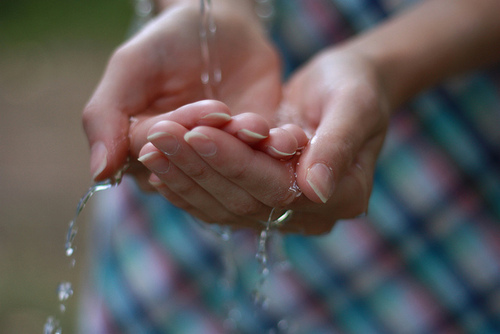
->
83 3 285 184
84 0 500 234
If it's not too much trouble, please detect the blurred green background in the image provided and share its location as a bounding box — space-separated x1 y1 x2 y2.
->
0 1 133 332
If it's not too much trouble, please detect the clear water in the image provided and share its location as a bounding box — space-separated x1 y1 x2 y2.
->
64 179 115 257
45 0 292 331
199 0 221 99
44 167 126 332
253 208 275 309
43 316 61 334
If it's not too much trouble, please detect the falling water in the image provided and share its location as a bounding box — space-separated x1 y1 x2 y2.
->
45 0 293 331
44 167 126 333
199 0 221 99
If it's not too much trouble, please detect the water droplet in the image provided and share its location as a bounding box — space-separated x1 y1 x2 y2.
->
65 246 74 257
57 281 73 302
252 290 270 310
44 317 61 334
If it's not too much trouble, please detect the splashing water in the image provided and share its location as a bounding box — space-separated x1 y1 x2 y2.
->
45 0 292 331
44 166 127 333
43 317 61 334
253 228 272 310
57 281 74 313
64 179 116 257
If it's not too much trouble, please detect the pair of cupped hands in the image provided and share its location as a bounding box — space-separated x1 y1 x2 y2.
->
83 5 390 234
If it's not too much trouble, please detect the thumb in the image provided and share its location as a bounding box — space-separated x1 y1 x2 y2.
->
296 119 359 204
83 101 131 182
82 44 155 182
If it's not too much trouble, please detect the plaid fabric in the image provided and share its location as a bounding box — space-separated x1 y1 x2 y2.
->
80 0 500 333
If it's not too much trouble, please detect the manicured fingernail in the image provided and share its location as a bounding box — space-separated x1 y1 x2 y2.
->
238 129 268 140
148 132 179 155
184 131 217 157
267 145 295 157
138 151 170 174
306 163 334 203
91 142 108 180
201 112 231 122
137 151 157 163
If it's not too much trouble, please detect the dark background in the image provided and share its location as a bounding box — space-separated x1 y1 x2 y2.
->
0 1 132 332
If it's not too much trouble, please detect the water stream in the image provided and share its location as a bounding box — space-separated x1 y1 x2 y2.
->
45 0 290 332
44 168 126 333
199 0 221 99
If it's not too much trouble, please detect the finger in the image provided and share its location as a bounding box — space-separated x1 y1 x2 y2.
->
183 126 301 207
295 96 380 203
129 100 232 159
145 121 270 219
149 174 263 230
329 134 384 217
148 173 222 224
255 128 298 160
139 143 234 223
221 112 270 144
280 124 309 149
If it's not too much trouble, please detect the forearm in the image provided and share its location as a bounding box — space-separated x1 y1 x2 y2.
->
344 0 500 110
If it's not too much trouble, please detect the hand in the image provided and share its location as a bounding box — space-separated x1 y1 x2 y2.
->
138 46 391 234
278 46 390 226
131 99 307 230
82 2 282 184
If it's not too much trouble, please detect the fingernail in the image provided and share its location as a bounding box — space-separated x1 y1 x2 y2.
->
184 131 217 157
148 132 179 155
91 142 108 180
306 163 334 203
267 145 296 157
200 112 231 123
137 151 157 163
138 151 170 174
238 129 268 140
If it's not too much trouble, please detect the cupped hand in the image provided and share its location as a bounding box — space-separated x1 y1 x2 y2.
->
82 3 282 183
138 46 391 234
277 46 391 230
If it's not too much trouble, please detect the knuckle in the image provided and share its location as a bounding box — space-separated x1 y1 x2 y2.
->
226 162 249 181
82 103 98 130
171 181 197 197
110 43 135 65
225 200 261 217
333 134 356 163
341 163 372 218
182 162 211 181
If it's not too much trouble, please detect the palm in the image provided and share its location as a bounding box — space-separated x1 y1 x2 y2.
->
88 6 282 185
121 7 282 124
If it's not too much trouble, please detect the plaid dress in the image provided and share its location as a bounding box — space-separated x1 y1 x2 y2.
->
79 0 500 333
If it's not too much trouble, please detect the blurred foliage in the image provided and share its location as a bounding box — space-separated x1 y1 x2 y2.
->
0 0 133 45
